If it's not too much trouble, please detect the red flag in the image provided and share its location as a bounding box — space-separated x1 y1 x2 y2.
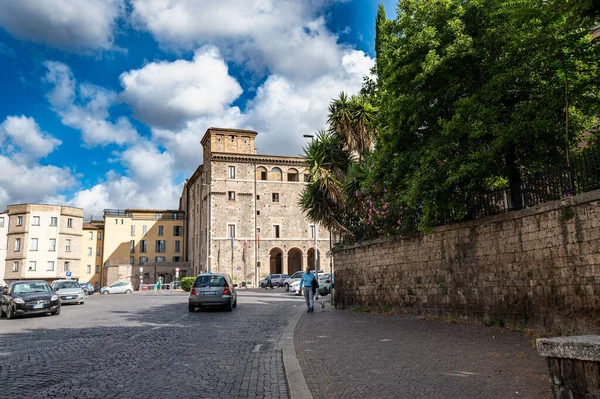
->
257 233 260 248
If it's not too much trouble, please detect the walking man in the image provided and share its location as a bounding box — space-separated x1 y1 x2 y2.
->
299 266 318 313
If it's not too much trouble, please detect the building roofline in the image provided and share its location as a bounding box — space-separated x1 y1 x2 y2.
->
186 164 204 186
5 203 84 211
209 152 307 165
200 127 258 146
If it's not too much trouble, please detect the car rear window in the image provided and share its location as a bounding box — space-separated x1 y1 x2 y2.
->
194 276 227 287
54 281 81 289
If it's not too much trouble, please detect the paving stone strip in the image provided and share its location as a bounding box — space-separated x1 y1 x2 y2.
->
294 301 551 399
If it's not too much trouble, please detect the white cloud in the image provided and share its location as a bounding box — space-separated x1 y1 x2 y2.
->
44 61 139 146
0 116 76 210
69 143 182 219
130 0 345 80
246 50 374 156
151 107 245 172
0 116 62 165
120 46 243 129
0 0 123 51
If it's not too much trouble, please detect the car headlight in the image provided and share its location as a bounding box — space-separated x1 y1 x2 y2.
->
51 295 58 301
13 298 24 304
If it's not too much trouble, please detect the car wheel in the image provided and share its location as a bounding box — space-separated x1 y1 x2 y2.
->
284 283 289 291
225 301 233 312
188 304 195 312
51 307 61 316
232 298 237 308
275 282 281 287
260 283 266 289
102 290 109 295
5 305 14 319
125 289 132 294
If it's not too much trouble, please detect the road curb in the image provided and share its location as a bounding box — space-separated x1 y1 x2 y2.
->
282 306 313 399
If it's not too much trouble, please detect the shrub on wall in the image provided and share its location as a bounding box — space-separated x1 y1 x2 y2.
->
180 277 195 292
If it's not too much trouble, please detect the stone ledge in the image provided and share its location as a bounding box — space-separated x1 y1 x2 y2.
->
537 336 600 361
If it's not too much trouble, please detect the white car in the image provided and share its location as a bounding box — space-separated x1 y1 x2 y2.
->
100 281 133 295
289 280 302 295
283 271 304 291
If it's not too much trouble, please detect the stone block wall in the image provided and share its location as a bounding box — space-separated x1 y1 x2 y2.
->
333 190 600 333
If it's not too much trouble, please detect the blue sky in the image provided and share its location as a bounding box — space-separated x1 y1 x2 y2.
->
0 0 394 218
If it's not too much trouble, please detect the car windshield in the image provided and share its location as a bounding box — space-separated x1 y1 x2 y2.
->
54 281 81 289
12 283 52 294
194 276 226 287
319 274 331 280
292 272 303 278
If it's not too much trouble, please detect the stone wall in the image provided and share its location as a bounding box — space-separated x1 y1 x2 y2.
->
333 190 600 334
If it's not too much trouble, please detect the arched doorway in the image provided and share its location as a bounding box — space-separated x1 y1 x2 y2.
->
269 248 283 274
306 248 321 271
287 248 302 275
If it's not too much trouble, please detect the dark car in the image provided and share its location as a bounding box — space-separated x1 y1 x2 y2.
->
188 273 237 312
0 280 61 319
79 282 95 295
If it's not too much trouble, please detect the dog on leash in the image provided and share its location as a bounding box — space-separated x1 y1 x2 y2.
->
320 301 326 311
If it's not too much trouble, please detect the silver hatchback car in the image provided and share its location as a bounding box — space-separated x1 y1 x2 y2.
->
188 273 237 312
51 280 85 305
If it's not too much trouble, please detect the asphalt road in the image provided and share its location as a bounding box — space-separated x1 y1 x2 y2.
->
0 288 305 399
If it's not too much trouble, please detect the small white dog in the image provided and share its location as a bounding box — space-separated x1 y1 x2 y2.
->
320 301 326 311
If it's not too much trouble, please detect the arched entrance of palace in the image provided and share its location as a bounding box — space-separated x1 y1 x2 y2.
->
287 248 302 275
306 248 321 271
269 248 283 274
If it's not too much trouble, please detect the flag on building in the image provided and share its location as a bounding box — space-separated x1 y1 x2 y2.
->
257 233 260 248
242 239 248 263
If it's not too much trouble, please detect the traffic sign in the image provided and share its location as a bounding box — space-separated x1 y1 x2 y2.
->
66 271 72 278
237 266 241 271
176 267 180 272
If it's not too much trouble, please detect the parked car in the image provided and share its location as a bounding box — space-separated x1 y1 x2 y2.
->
289 280 302 295
283 271 304 291
259 274 289 288
0 280 61 319
52 280 85 305
99 281 133 295
188 273 237 312
317 272 334 296
79 282 95 295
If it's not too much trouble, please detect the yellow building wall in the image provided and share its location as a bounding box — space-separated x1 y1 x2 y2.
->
80 226 103 289
102 212 184 269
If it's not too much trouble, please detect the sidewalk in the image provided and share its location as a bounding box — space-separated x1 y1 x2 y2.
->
293 301 550 399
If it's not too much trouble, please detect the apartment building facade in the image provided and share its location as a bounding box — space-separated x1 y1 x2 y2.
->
3 204 84 283
180 127 331 286
81 220 104 291
102 209 187 287
0 212 7 284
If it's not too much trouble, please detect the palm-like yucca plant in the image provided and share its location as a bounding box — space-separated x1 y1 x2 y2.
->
327 92 378 160
301 94 378 238
300 130 352 233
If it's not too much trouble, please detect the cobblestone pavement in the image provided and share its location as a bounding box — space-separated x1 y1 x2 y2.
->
295 297 551 399
0 288 305 399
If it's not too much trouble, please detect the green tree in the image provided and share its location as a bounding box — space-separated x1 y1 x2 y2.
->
372 0 600 229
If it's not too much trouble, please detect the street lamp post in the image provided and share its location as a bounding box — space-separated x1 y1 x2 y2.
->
303 134 318 285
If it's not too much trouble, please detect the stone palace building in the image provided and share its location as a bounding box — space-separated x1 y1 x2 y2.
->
180 127 331 285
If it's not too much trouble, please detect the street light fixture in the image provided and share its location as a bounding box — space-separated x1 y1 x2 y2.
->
303 134 318 286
